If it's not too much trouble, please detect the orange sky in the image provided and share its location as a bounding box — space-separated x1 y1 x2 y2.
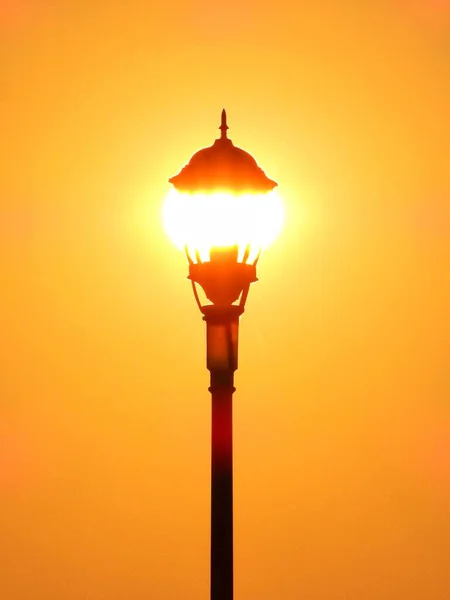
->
1 1 450 598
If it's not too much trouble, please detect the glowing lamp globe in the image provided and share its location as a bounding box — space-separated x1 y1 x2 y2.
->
163 110 282 310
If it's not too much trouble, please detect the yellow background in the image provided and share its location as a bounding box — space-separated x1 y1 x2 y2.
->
1 1 449 598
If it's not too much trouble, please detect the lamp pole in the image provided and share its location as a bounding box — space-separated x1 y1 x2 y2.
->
189 253 256 600
165 111 280 600
206 305 239 600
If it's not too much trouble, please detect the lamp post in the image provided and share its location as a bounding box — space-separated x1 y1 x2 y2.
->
163 110 282 600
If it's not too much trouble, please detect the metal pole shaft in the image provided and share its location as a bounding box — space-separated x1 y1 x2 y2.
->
210 371 234 600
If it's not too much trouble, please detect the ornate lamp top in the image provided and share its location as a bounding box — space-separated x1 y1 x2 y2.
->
168 110 277 193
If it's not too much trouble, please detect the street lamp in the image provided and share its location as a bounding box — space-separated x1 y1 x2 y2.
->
163 110 282 600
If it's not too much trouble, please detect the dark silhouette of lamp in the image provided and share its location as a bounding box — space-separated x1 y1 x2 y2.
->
164 110 282 600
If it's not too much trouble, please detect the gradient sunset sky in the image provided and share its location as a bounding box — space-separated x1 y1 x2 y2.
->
1 1 450 598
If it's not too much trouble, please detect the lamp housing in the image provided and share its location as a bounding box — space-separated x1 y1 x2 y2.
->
164 110 281 313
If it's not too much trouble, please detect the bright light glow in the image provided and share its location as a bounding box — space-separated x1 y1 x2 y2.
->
162 189 284 262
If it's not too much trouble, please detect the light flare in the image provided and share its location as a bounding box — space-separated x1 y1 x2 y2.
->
162 188 284 263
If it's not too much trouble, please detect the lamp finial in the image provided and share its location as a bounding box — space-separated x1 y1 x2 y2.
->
219 109 229 139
